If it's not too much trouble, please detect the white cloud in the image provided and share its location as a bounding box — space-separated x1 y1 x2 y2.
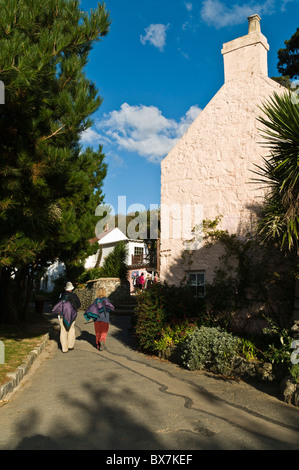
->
140 24 170 51
185 2 193 11
94 103 202 164
201 0 275 28
181 105 203 126
182 1 199 33
281 0 298 11
80 127 103 146
178 48 190 60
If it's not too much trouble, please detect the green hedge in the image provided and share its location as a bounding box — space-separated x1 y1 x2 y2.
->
132 282 205 353
133 282 297 377
180 326 240 373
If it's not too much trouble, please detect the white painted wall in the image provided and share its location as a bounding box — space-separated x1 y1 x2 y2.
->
160 16 285 286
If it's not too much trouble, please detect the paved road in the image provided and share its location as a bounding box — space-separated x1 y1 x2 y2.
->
0 311 299 452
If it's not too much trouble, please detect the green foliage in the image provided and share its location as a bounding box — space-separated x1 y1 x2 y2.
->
133 282 205 353
261 319 294 364
239 338 260 361
50 273 68 301
289 364 299 384
133 278 296 379
180 326 240 374
179 322 296 374
277 27 299 79
78 267 104 283
0 0 111 321
101 241 128 279
133 288 166 352
153 319 198 353
77 242 128 282
171 217 297 375
203 219 296 332
254 91 299 253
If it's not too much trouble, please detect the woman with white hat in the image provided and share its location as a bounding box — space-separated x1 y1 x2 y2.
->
57 282 81 353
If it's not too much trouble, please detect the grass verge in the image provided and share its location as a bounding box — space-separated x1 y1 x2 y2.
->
0 316 51 387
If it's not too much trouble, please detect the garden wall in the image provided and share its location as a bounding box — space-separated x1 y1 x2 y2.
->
75 277 130 310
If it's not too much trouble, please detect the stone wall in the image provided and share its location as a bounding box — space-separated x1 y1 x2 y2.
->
75 278 130 310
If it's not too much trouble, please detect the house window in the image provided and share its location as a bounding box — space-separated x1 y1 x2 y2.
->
131 246 144 264
187 271 205 297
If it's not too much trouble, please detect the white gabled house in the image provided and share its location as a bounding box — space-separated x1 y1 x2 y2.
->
85 227 129 269
86 226 151 269
86 226 156 293
41 226 156 293
159 14 285 290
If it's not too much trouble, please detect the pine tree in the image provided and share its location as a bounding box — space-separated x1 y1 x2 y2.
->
277 28 299 79
0 0 111 321
101 241 128 280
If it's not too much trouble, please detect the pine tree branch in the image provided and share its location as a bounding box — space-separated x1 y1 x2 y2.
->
39 124 66 142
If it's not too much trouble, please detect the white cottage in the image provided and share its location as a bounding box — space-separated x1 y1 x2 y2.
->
160 15 284 289
85 226 156 293
85 226 150 268
85 227 127 269
41 228 152 293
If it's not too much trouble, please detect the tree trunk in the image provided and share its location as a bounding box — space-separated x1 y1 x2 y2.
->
0 268 19 324
14 265 35 322
94 246 103 268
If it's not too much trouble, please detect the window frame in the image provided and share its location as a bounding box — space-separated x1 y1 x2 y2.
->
186 271 205 298
134 246 144 256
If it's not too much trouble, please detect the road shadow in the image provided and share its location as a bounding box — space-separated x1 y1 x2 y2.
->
12 377 178 450
74 314 137 352
109 315 137 350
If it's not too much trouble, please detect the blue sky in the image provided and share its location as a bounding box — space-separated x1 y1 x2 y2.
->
79 0 299 215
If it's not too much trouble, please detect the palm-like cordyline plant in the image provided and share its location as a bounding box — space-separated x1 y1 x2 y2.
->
254 91 299 254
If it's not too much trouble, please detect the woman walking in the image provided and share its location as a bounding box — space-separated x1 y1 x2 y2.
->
84 287 115 350
52 282 81 353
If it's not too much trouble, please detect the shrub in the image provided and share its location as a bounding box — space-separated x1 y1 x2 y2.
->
132 282 205 353
180 326 240 374
289 364 299 384
153 319 198 353
77 241 128 283
133 285 167 351
101 241 128 279
238 337 260 361
77 267 104 283
203 218 296 333
261 320 293 364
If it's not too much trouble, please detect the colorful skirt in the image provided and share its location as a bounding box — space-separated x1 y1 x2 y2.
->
94 321 109 347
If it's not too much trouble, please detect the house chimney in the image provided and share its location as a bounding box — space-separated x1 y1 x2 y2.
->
221 14 269 83
247 14 261 33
